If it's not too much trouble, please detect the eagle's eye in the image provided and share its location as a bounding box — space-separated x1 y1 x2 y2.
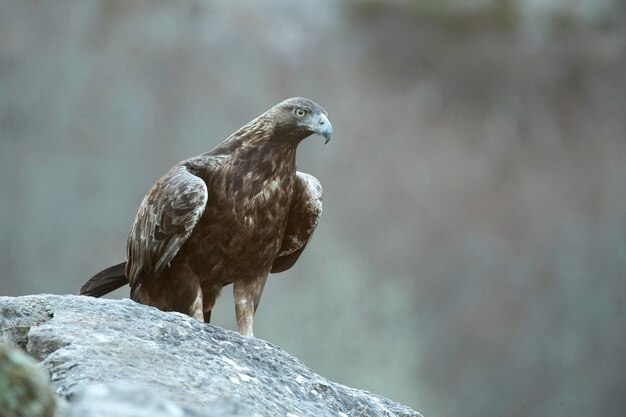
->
295 108 307 117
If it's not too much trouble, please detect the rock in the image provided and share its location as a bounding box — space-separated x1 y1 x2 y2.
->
0 343 56 417
0 295 422 417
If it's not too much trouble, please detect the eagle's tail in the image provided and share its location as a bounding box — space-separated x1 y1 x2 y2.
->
80 262 128 297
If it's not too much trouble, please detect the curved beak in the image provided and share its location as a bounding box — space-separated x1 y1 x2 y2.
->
315 113 333 144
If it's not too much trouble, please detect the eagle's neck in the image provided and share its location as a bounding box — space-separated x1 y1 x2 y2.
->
231 140 297 180
188 116 300 186
218 126 297 209
223 116 299 172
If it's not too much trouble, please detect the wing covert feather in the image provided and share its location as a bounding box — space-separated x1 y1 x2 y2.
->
126 165 208 288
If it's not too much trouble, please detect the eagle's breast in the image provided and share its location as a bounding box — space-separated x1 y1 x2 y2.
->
184 144 297 284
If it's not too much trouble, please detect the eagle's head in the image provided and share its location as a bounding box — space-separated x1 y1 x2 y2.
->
266 97 333 144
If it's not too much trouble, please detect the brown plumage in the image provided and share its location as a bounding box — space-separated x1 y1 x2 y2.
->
80 97 332 337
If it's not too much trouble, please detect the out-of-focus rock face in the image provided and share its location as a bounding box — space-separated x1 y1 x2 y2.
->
0 343 56 417
0 294 422 417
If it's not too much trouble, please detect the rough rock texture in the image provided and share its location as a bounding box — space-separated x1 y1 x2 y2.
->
0 295 422 417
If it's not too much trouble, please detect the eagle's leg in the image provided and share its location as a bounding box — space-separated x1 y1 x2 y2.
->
233 274 268 337
201 284 222 324
189 286 204 321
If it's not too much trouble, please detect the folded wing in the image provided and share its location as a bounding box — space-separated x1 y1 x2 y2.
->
126 165 208 293
271 172 323 273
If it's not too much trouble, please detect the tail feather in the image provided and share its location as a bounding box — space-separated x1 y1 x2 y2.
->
80 262 129 297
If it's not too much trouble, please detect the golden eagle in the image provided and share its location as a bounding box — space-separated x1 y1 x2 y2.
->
80 97 332 337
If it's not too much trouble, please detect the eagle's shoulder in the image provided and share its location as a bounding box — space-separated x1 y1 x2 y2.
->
184 152 229 177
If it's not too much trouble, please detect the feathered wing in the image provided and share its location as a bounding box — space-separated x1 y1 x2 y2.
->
271 172 323 273
126 165 208 294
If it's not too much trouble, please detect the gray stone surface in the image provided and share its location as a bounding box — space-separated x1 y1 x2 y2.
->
0 295 422 417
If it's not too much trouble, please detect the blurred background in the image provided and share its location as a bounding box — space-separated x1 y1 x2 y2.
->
1 0 625 416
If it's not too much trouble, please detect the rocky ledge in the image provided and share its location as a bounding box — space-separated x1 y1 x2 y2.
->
0 294 422 417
